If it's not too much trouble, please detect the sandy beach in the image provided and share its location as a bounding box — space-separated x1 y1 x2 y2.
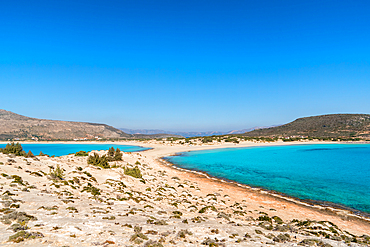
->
0 140 369 246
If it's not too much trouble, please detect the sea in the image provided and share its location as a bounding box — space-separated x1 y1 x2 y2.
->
165 144 370 215
0 143 149 157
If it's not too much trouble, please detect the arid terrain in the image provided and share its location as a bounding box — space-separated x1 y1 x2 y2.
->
0 141 369 246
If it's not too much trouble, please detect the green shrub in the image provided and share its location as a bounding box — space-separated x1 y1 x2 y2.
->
198 206 217 213
75 151 88 156
114 148 122 161
87 153 110 169
49 165 64 180
272 216 284 224
0 142 26 156
107 147 122 161
82 183 101 196
107 147 115 158
8 230 44 243
124 166 142 178
258 215 272 223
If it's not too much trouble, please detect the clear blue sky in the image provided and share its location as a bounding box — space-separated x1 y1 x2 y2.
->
1 0 369 131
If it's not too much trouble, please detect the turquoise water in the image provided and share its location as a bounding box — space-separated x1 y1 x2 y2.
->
0 143 149 156
165 144 370 214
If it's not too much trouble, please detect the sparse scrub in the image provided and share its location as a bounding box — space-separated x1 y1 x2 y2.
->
66 206 78 213
130 226 148 243
26 150 34 157
199 205 217 213
124 166 142 178
87 153 109 169
75 150 88 156
1 211 37 225
49 164 64 180
82 183 101 196
107 147 123 161
177 229 192 238
144 240 164 247
0 142 26 156
8 230 44 243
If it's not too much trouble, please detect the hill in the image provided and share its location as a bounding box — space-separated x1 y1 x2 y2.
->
120 128 227 137
0 109 130 140
244 114 370 139
119 127 275 137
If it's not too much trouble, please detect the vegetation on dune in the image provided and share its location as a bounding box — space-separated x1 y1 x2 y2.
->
82 182 101 196
107 147 123 161
114 148 123 160
26 150 34 157
38 151 48 156
75 150 88 156
0 142 26 156
8 230 44 243
49 164 64 180
124 166 142 178
0 142 38 157
87 153 110 169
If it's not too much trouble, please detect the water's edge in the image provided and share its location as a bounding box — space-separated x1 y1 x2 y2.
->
160 152 370 223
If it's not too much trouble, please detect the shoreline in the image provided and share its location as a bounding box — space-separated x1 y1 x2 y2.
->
2 140 370 236
151 155 370 236
138 140 370 236
3 140 370 221
160 156 370 223
1 140 370 245
137 141 370 234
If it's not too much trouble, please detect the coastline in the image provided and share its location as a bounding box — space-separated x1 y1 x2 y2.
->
137 141 370 233
137 140 370 235
160 155 370 221
151 155 370 237
2 140 369 221
1 140 370 246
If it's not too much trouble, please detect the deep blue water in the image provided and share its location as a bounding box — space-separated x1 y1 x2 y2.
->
0 143 149 156
165 144 370 214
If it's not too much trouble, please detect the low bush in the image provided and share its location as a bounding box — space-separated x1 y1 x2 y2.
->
124 166 142 178
8 230 44 243
75 151 88 156
49 165 64 180
82 183 101 196
87 153 109 169
107 147 123 161
0 143 26 156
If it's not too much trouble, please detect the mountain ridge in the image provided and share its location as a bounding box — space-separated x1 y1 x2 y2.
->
243 113 370 139
119 127 276 137
0 109 130 140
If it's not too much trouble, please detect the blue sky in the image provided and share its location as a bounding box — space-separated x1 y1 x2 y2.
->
0 0 369 131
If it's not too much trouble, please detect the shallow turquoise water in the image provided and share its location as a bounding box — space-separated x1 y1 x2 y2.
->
165 144 370 214
0 143 149 156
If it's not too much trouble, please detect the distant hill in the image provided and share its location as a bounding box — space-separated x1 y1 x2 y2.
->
119 127 272 137
244 114 370 139
132 133 183 139
120 128 226 137
0 109 130 140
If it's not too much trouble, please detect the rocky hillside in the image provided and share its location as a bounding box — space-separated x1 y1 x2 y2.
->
244 114 370 139
0 110 130 140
